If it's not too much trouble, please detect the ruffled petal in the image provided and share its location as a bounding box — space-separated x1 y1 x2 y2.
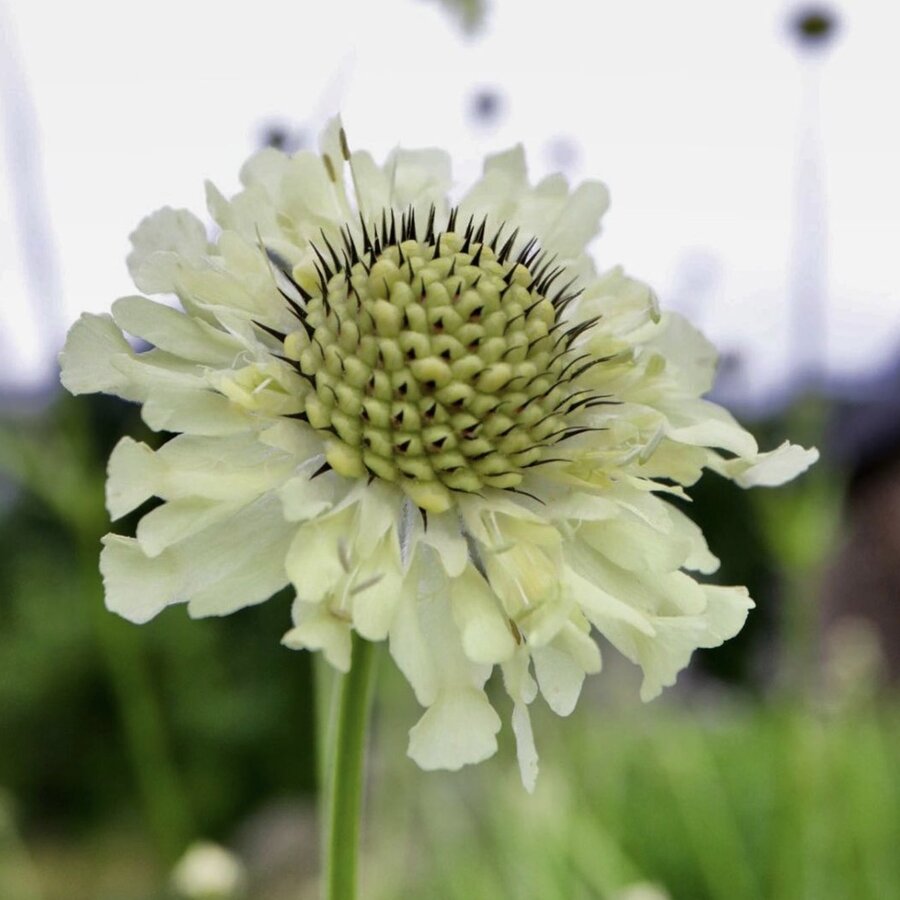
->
511 701 539 793
58 313 137 399
533 630 597 717
501 649 540 790
102 492 292 622
100 534 178 624
350 533 406 641
127 207 209 294
136 497 242 558
111 295 240 365
141 388 253 436
283 600 352 672
407 688 501 771
449 565 517 665
106 433 294 512
716 441 819 488
285 507 356 604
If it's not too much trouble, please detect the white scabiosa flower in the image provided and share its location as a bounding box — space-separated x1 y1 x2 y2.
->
59 119 816 791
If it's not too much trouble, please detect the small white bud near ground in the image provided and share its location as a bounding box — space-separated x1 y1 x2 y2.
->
171 841 246 899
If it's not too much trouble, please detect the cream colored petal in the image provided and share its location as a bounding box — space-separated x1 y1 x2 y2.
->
106 436 159 519
541 179 610 258
449 565 517 665
127 207 209 294
602 584 752 701
111 295 241 365
634 439 710 487
570 535 707 618
700 585 755 643
664 399 758 457
483 538 564 621
516 595 575 649
204 180 234 231
104 492 291 622
258 420 324 458
135 497 242 558
154 433 295 502
511 701 539 793
458 145 526 214
141 388 253 436
647 312 718 395
559 618 603 673
284 507 356 603
578 513 686 576
385 147 452 217
407 688 501 771
110 350 209 399
531 482 621 522
499 647 541 789
389 551 492 707
176 232 284 321
239 147 290 193
100 534 178 623
388 587 439 706
181 493 292 617
347 150 389 220
565 567 656 636
418 510 468 577
664 503 720 574
58 313 138 399
106 433 294 516
283 600 352 672
484 144 527 180
280 152 344 235
350 537 406 641
279 464 340 522
603 616 703 701
354 481 403 558
717 441 819 488
532 641 588 717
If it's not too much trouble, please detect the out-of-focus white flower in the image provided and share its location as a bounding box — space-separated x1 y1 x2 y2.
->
171 841 246 899
613 883 672 900
59 118 817 790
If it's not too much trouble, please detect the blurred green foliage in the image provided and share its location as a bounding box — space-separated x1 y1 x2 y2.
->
0 395 317 860
369 691 900 900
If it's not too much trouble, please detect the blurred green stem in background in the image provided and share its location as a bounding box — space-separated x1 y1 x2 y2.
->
752 400 840 697
75 535 193 864
0 404 192 864
322 633 377 900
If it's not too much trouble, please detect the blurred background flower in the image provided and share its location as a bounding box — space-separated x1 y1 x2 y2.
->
170 841 245 900
1 0 898 898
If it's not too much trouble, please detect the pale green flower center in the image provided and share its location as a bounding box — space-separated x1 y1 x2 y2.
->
277 209 605 512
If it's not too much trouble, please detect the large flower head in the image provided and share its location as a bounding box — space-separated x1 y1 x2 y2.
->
60 119 816 789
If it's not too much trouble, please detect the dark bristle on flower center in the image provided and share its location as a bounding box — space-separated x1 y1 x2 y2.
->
262 205 611 513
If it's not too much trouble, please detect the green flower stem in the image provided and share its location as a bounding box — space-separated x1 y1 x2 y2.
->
314 655 339 798
322 633 378 900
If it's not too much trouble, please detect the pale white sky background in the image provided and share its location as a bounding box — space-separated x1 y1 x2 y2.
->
1 0 898 408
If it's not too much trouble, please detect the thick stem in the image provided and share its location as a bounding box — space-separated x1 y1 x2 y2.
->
323 633 377 900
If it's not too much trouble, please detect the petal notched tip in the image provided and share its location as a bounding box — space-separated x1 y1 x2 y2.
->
407 688 501 772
